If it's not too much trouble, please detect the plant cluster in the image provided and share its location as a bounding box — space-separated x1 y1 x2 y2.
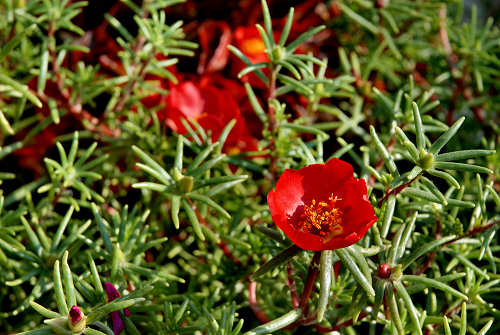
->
0 0 499 334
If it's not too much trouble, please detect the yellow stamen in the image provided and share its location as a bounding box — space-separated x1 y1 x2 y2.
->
298 194 343 243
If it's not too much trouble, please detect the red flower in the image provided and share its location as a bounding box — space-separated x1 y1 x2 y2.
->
231 26 270 89
267 158 377 251
160 78 258 154
104 282 131 335
233 26 269 64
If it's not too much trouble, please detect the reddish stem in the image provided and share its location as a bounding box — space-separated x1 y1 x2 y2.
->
444 220 500 246
299 252 321 316
377 173 421 208
248 281 272 324
286 262 299 308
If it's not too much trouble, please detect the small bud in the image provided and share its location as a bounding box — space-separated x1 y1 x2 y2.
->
272 46 285 61
390 264 403 281
68 305 86 333
378 264 392 279
179 175 194 193
376 0 389 9
418 149 434 170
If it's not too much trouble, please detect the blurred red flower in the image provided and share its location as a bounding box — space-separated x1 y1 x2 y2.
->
231 26 270 88
14 128 57 177
197 20 232 74
267 158 377 251
160 77 258 154
104 282 131 335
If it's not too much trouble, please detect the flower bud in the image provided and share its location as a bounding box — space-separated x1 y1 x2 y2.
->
68 305 86 333
272 46 285 61
378 264 392 279
418 149 434 170
179 175 194 193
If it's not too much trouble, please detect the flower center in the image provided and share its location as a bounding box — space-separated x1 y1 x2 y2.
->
298 194 343 243
241 38 266 56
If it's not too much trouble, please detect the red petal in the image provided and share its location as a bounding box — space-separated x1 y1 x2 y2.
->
164 81 204 133
197 21 232 74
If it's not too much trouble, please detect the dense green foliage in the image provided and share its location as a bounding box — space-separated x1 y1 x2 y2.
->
0 0 499 334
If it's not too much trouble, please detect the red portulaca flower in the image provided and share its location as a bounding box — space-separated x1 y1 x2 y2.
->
231 26 270 89
267 158 377 251
160 78 258 155
104 282 131 335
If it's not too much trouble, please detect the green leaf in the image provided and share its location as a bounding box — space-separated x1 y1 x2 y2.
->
83 328 109 335
0 73 42 108
205 176 248 197
228 45 269 86
132 145 173 185
174 135 184 171
443 316 452 335
372 279 386 320
285 25 325 53
427 169 460 189
433 161 492 174
279 7 294 46
381 195 396 238
421 176 447 205
459 302 467 335
186 143 219 174
53 260 69 315
401 275 468 300
281 123 328 139
51 206 74 251
251 245 302 280
29 301 61 319
336 248 375 297
260 0 274 45
370 125 398 175
412 102 425 151
429 117 465 154
237 62 269 78
218 119 237 148
37 42 49 93
395 126 419 161
402 188 475 208
244 83 267 123
62 251 76 307
394 281 423 335
317 250 332 322
188 193 230 219
0 110 14 135
401 235 456 270
89 255 104 296
337 3 378 34
171 195 181 229
87 298 145 324
181 198 205 241
16 327 54 335
477 319 493 335
387 286 404 335
244 309 302 335
435 149 495 162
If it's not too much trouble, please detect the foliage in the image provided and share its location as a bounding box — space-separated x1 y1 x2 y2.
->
0 0 499 334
